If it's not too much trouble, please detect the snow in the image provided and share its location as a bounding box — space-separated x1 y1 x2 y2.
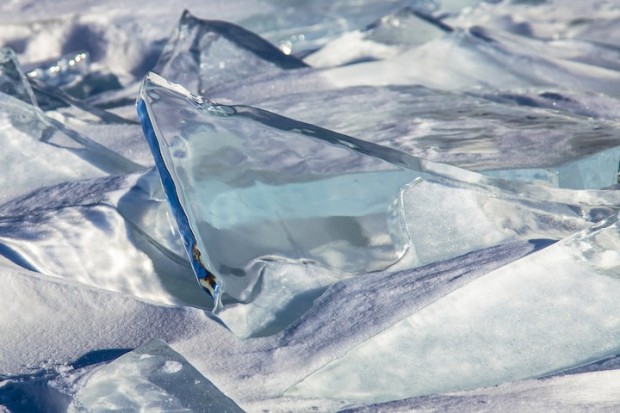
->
1 0 620 412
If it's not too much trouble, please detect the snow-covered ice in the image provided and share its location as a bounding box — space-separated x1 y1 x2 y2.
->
2 0 620 412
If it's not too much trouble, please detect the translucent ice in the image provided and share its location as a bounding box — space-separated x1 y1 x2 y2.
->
138 72 423 313
254 85 620 189
305 7 449 67
0 91 140 202
0 171 203 308
211 27 620 103
69 339 243 413
0 93 106 202
289 213 620 403
153 10 307 95
25 51 90 89
0 47 37 106
137 73 620 336
237 0 420 55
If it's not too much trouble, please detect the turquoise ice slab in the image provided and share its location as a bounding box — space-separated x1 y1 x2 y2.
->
137 73 423 312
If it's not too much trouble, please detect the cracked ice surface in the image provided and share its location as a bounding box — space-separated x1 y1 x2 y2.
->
2 0 620 412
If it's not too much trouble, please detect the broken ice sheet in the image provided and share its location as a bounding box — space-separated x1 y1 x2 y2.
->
0 47 37 106
288 212 620 403
254 85 620 189
0 91 141 204
137 72 620 337
211 26 620 105
153 10 307 96
0 92 104 203
137 72 423 316
237 0 423 55
69 339 243 413
0 171 204 308
305 6 450 68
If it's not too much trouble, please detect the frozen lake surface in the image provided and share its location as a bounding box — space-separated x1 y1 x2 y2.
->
1 0 620 411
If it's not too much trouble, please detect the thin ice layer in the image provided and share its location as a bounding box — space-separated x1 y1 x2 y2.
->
69 339 243 413
255 85 620 189
0 93 105 203
289 213 620 403
153 10 307 96
0 91 141 204
137 72 422 310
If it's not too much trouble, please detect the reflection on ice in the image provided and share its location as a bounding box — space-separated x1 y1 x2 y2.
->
25 50 90 90
255 85 620 189
0 173 203 308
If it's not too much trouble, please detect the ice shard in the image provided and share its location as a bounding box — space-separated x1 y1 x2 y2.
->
237 0 421 55
137 72 423 316
153 10 307 96
69 339 244 413
253 85 620 189
0 47 37 106
288 212 620 403
0 93 106 203
0 172 202 308
137 72 620 336
211 26 620 105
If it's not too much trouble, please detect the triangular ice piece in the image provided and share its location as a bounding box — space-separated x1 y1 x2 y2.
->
0 48 37 106
137 72 423 313
153 10 307 95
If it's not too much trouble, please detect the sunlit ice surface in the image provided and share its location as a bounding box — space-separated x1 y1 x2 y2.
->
2 0 620 412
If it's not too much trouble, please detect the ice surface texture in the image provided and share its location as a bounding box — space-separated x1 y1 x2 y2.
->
137 72 424 325
137 72 620 337
290 213 620 402
3 1 620 412
69 339 243 413
254 85 620 189
153 10 307 95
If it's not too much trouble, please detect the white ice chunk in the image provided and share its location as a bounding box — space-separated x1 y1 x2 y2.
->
69 339 243 413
